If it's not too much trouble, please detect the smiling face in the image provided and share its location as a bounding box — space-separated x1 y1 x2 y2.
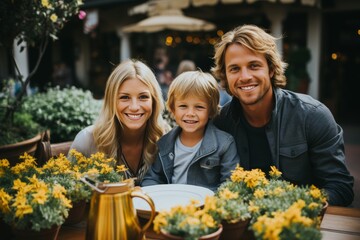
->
116 77 153 132
173 94 209 140
225 43 274 108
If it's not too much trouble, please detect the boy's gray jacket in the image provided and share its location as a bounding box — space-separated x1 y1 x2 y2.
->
141 122 239 191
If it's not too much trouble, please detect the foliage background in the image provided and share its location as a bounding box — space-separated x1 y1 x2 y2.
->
23 86 102 143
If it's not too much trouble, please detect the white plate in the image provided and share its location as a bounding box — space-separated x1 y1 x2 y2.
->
133 184 214 219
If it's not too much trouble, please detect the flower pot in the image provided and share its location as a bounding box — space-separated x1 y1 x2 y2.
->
220 219 250 240
319 201 329 222
12 225 61 240
0 133 42 165
161 225 223 240
64 199 87 225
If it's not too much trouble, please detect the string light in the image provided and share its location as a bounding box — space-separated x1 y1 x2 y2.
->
165 36 173 46
163 33 221 46
331 53 338 60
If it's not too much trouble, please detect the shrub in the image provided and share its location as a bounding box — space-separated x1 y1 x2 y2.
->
22 86 102 143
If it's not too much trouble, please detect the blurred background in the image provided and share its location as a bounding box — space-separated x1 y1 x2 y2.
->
1 0 358 125
1 0 359 206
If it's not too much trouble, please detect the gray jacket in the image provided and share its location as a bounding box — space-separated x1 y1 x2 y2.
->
141 122 240 191
214 88 354 206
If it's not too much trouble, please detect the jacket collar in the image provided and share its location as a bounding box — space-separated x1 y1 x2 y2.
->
157 122 218 157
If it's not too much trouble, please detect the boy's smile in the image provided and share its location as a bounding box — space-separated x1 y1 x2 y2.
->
173 94 209 146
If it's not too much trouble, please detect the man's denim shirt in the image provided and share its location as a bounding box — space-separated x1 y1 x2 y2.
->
214 88 354 206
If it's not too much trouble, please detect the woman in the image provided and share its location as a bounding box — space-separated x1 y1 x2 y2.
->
70 59 168 185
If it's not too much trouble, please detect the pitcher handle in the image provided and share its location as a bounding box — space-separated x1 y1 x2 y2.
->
80 177 106 193
131 191 156 233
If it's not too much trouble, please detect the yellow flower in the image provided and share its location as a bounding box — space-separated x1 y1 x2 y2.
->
50 14 58 23
201 213 216 228
60 195 73 208
0 188 12 214
230 165 246 182
219 188 239 200
12 179 27 191
0 159 10 168
52 184 67 199
153 213 168 233
154 196 221 238
32 188 48 205
308 202 319 210
248 202 260 213
12 194 33 219
202 196 217 212
86 168 99 175
11 153 37 175
27 174 40 185
99 164 113 174
254 189 265 198
309 185 321 199
272 187 284 196
41 0 51 8
183 216 200 226
269 166 282 178
116 165 128 173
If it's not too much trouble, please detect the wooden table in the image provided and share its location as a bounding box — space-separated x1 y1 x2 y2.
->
57 206 360 240
320 206 360 240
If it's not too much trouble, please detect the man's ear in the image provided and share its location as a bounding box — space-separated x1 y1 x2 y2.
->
269 69 275 79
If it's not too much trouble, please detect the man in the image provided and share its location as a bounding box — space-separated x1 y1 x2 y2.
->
212 24 354 206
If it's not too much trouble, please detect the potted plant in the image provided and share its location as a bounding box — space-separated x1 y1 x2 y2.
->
0 149 128 236
0 0 82 161
41 149 128 225
213 188 251 240
22 86 102 144
0 153 72 239
153 197 223 240
218 165 328 240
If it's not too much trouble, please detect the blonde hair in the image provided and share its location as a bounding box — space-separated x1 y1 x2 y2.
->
212 24 287 94
167 70 220 119
176 60 196 76
93 59 167 166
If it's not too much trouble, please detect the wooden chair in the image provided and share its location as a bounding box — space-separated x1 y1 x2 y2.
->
50 141 73 157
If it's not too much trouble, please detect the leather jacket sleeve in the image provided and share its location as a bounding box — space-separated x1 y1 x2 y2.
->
305 104 354 206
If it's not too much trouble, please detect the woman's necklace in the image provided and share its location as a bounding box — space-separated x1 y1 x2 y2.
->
121 152 143 176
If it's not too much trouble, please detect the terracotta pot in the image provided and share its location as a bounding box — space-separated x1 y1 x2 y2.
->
12 225 61 240
64 200 87 225
319 201 329 222
0 133 42 165
220 219 250 240
161 225 223 240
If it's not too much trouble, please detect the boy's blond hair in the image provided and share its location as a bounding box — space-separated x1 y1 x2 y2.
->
166 70 220 119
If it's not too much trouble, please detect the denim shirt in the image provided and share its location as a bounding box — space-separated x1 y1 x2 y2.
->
141 122 240 192
214 88 354 206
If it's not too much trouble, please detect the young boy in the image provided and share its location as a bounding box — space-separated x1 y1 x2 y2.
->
141 70 239 191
